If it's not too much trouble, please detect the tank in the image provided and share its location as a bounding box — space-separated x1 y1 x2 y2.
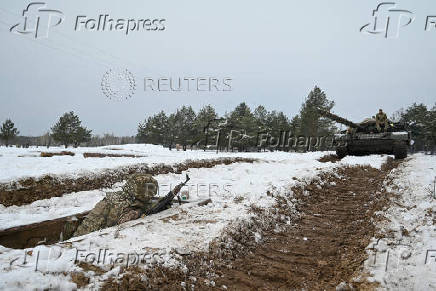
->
318 109 410 159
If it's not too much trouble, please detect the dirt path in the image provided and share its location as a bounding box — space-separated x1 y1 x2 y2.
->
213 164 395 290
100 159 400 290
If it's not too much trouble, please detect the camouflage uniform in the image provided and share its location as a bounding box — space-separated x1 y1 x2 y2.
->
376 110 388 132
73 174 158 237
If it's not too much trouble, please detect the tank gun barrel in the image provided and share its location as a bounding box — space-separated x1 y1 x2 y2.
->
317 109 363 129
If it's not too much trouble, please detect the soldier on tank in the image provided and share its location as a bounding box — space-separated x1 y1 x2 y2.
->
376 109 389 132
73 174 158 237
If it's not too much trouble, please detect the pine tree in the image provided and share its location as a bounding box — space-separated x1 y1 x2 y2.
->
51 111 92 148
254 105 269 132
137 111 169 145
397 103 429 151
289 115 301 135
426 104 436 153
228 103 257 150
0 119 19 147
298 86 335 137
194 105 218 148
173 106 196 150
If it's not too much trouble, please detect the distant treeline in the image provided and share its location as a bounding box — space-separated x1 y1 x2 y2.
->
136 86 337 152
135 87 436 153
1 86 435 153
9 134 136 148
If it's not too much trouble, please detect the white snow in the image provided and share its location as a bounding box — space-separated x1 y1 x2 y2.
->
0 187 117 230
364 154 436 290
0 144 306 183
0 151 388 230
0 144 390 184
0 145 391 290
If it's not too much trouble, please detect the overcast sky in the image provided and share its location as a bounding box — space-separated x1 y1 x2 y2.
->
0 0 435 136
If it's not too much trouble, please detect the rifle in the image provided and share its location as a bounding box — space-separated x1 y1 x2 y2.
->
144 174 190 216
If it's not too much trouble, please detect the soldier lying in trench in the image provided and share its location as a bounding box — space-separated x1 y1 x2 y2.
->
63 174 190 239
72 174 159 237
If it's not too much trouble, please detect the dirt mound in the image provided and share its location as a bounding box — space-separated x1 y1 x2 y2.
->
101 160 398 290
0 158 256 207
40 151 75 157
83 152 146 158
318 154 341 163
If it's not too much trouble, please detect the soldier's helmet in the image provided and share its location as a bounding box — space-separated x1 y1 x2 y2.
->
122 174 158 201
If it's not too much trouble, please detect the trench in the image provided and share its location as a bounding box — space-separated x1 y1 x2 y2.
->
0 157 257 207
0 211 89 249
0 158 254 249
101 158 399 290
0 197 196 250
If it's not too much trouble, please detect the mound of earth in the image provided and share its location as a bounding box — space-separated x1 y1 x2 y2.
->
0 158 256 207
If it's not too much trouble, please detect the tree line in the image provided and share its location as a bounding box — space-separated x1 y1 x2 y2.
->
0 112 132 148
393 103 436 153
1 86 435 152
136 86 337 151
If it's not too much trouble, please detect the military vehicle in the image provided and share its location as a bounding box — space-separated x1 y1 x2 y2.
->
318 109 410 159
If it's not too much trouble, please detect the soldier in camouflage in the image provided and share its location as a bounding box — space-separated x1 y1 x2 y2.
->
376 108 389 133
73 174 158 237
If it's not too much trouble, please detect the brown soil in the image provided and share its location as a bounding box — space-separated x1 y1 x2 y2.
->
0 199 202 249
71 271 90 289
83 152 146 158
0 157 256 207
101 160 399 291
0 211 89 249
40 151 75 157
212 164 393 290
318 154 341 163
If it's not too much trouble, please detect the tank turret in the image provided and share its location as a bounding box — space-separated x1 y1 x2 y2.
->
317 109 363 130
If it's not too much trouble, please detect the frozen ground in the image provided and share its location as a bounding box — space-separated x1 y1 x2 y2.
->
0 152 386 230
0 144 388 183
364 154 436 290
0 148 389 290
0 144 295 183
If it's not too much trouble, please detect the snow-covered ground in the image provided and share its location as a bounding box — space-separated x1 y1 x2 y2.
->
0 144 296 183
0 144 389 184
0 152 386 230
0 148 389 290
364 154 436 290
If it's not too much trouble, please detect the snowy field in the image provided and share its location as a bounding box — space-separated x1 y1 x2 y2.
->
364 154 436 290
0 145 391 290
0 143 387 183
0 148 386 231
0 144 316 183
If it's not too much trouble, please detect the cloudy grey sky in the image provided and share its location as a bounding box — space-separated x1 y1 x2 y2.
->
0 0 435 136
